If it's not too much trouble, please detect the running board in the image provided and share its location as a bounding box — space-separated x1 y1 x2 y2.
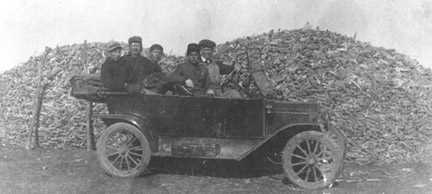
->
152 136 263 160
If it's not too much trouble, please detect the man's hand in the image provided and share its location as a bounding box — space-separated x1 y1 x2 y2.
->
227 59 241 71
233 62 241 71
141 88 158 95
206 89 215 96
185 79 194 88
126 83 141 93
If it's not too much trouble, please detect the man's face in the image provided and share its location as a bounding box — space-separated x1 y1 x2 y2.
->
200 47 214 60
150 49 163 62
188 51 200 64
108 48 121 61
130 42 142 56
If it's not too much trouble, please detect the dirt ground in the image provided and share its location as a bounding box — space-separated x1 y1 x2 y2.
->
1 144 432 194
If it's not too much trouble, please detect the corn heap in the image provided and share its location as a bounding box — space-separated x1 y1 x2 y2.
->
1 29 432 163
218 29 432 163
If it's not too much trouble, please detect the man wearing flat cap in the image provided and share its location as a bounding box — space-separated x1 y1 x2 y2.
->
198 39 242 98
168 43 210 96
101 41 128 91
120 36 162 93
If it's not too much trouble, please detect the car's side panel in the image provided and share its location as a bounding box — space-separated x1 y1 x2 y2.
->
106 95 265 138
264 100 320 135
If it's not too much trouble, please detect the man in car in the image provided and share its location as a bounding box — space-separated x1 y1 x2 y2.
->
198 39 242 98
101 41 128 91
120 36 162 93
167 43 210 96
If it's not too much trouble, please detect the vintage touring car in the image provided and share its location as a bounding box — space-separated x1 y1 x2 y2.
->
70 76 346 190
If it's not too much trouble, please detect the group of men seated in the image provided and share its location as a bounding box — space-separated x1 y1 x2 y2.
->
101 36 242 98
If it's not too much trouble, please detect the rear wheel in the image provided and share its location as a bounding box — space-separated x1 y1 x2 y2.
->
97 122 151 177
282 131 343 189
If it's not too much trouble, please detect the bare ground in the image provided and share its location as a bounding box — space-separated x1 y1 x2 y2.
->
1 144 432 194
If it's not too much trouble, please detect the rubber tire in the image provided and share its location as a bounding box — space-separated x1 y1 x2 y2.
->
282 131 343 189
97 122 151 178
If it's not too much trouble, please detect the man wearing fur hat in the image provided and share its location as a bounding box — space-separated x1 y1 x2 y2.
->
168 43 210 96
120 36 162 93
198 39 242 98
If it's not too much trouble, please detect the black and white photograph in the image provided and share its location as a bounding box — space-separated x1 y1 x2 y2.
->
1 0 432 193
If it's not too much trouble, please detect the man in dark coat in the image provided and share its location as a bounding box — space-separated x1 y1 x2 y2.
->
101 41 128 91
120 36 162 93
168 43 210 96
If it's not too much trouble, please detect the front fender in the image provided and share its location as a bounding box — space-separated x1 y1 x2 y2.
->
94 113 157 151
237 123 324 160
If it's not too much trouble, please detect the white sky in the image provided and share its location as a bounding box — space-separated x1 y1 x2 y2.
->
1 0 432 72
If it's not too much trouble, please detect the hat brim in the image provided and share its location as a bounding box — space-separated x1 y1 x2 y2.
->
107 46 122 52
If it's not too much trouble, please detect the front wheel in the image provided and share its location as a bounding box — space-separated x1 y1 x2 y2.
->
282 131 344 189
97 122 151 178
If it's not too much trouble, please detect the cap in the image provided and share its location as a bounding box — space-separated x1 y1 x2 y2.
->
149 44 163 52
106 41 122 52
128 36 142 45
198 39 216 50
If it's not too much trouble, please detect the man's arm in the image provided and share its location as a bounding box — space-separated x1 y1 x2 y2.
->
204 68 219 96
216 61 234 75
123 59 142 93
122 57 137 84
166 63 187 84
203 68 212 90
147 57 162 73
154 62 162 73
101 61 116 89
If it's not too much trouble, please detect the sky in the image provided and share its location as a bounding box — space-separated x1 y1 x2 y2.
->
1 0 432 73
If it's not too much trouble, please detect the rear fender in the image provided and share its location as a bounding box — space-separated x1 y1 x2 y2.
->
237 123 324 160
94 113 157 151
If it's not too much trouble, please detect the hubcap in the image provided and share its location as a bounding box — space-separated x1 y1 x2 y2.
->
119 145 128 154
307 157 316 165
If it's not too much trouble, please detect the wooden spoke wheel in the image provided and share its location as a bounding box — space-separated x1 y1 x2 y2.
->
282 131 343 189
97 122 151 178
